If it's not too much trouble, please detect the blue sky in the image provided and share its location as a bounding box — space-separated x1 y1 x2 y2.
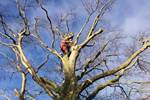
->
1 0 150 35
41 0 150 34
108 0 150 35
29 0 150 40
0 0 150 99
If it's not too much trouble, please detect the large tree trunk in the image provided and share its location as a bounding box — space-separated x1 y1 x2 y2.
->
59 47 80 100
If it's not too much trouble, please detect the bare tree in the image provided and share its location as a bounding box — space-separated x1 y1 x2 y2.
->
0 0 150 100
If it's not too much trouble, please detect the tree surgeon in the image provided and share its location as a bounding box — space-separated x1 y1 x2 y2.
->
60 32 74 56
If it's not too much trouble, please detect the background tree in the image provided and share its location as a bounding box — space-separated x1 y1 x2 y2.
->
0 0 150 100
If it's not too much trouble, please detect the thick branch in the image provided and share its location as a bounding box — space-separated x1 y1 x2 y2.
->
12 32 59 98
14 64 26 100
79 41 150 94
86 57 138 99
78 41 109 80
87 75 121 100
75 14 92 45
87 0 114 37
47 48 63 61
79 28 103 49
16 35 35 75
20 72 26 98
75 0 105 45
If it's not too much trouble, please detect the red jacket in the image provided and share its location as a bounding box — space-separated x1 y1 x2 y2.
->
60 39 70 54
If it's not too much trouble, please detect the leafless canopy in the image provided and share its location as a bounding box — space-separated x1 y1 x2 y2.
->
0 0 150 99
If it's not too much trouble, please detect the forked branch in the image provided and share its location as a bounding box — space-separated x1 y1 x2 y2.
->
79 28 103 49
79 39 150 94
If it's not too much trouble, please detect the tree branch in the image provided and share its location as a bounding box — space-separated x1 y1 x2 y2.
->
79 28 103 50
78 41 109 80
0 40 15 47
79 39 150 94
31 19 63 62
87 0 114 37
14 64 26 100
16 0 30 35
86 58 137 100
86 75 122 100
12 31 59 98
75 14 92 45
36 0 55 48
0 15 16 43
36 54 50 73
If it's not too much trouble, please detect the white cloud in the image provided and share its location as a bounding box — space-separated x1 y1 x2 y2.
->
122 16 149 34
120 0 150 35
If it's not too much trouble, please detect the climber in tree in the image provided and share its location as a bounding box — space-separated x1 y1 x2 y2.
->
60 33 74 56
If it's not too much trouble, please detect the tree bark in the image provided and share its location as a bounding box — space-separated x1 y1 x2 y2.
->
59 46 80 100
